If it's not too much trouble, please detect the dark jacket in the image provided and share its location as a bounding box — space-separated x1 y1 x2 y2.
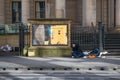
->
71 43 83 53
71 43 83 57
71 43 79 51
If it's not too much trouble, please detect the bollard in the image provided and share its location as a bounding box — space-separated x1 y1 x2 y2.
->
98 22 104 52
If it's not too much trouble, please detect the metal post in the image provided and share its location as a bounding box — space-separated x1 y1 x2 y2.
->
19 23 24 56
27 23 30 45
98 22 104 52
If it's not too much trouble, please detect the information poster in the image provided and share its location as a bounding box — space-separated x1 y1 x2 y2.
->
32 24 68 46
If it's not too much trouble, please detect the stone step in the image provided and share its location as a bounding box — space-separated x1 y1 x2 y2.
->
101 50 120 58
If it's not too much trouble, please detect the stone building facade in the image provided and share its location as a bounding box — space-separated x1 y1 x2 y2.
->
0 0 119 28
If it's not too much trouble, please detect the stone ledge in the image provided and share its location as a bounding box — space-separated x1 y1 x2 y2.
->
28 47 72 57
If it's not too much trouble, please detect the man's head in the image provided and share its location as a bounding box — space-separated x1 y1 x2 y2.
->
72 43 76 47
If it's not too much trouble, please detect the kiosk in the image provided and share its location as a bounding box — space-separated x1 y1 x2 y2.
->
28 19 72 57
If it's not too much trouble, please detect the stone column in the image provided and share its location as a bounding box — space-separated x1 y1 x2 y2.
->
55 0 66 18
82 0 96 27
22 0 30 23
0 0 5 24
116 0 120 27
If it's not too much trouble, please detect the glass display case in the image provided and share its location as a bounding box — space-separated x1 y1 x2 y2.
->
32 24 68 46
28 19 72 57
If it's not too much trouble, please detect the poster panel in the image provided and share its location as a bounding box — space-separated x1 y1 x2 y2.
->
32 24 68 46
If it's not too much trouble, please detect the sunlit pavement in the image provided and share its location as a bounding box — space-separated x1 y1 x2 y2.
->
0 57 120 80
0 57 120 68
0 70 120 80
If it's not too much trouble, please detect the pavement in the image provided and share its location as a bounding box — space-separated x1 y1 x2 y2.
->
0 56 120 70
0 56 120 80
0 70 120 80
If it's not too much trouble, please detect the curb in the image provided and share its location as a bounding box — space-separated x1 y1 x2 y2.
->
0 66 119 71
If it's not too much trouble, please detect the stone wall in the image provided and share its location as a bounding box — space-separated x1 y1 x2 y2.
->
0 0 116 28
0 34 29 47
0 0 5 24
66 0 82 24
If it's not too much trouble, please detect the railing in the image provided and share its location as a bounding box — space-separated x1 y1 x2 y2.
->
0 24 29 34
71 24 99 50
1 23 120 50
71 24 120 50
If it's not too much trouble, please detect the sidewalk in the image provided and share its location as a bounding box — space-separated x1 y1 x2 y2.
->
0 56 120 71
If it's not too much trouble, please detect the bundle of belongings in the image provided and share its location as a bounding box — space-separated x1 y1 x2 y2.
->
83 48 108 58
1 44 12 52
71 43 108 58
88 48 100 58
82 48 100 58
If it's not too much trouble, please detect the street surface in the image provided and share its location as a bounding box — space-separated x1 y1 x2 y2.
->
0 70 120 80
0 57 120 80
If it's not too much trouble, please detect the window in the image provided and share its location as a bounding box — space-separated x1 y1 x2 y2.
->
12 2 21 23
35 1 45 18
